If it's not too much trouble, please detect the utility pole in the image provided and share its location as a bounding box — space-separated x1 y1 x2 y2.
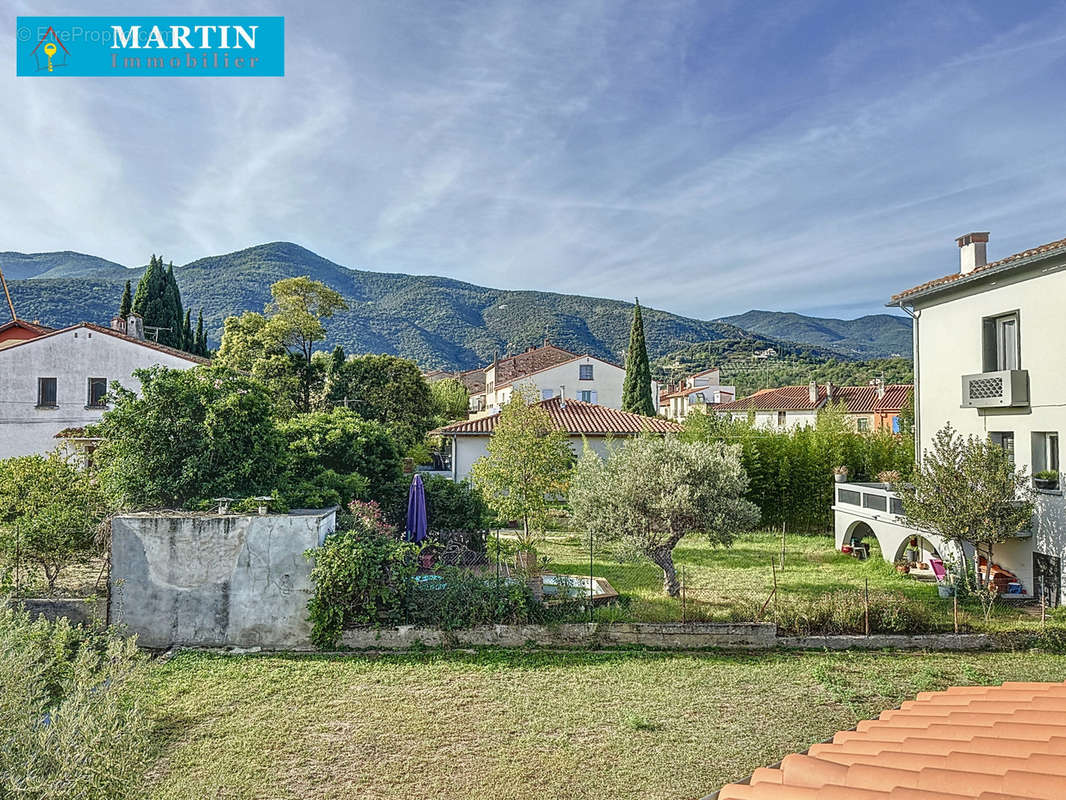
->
0 262 17 322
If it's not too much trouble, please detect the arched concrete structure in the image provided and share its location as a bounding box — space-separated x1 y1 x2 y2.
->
832 482 963 566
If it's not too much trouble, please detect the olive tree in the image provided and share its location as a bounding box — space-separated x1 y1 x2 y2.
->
897 424 1034 590
571 435 760 596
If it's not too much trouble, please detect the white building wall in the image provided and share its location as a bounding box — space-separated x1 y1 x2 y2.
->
729 409 817 430
0 328 201 458
451 434 628 481
912 261 1066 600
486 358 628 413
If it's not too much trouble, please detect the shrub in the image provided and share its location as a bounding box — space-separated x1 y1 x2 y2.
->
761 589 942 636
422 477 490 551
406 567 543 630
0 607 150 799
305 501 417 648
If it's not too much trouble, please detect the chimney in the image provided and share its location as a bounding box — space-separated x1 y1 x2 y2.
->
110 315 127 334
826 382 835 402
956 232 989 275
875 377 886 399
559 384 566 408
808 380 817 404
126 312 144 340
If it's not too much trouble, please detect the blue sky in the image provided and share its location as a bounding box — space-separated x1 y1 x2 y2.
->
3 1 1066 320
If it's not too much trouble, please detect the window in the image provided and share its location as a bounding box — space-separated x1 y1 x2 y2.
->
37 377 57 407
982 312 1020 371
990 431 1015 465
579 390 597 403
87 377 108 408
579 364 594 381
540 389 555 400
1032 432 1060 474
856 418 869 432
891 415 901 434
777 411 787 426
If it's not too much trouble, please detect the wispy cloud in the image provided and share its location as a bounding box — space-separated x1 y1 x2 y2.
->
3 0 1066 321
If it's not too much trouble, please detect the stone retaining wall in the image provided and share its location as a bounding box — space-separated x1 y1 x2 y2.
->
8 596 107 627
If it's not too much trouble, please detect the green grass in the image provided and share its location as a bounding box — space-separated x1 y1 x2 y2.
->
141 649 1066 799
530 529 1037 631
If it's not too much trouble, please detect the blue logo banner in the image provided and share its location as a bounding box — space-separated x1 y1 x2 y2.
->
16 16 284 77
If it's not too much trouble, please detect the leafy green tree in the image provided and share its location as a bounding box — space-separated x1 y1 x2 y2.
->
898 424 1035 589
0 452 109 591
0 608 151 799
323 354 435 454
277 408 402 508
217 277 347 413
571 435 760 596
470 387 573 547
622 299 655 416
94 366 285 508
430 377 469 425
118 280 132 318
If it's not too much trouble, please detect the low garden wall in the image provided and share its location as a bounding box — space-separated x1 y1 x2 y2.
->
110 508 336 649
7 596 107 627
340 622 778 650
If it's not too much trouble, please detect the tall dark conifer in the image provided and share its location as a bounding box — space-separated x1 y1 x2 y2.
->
132 255 168 337
182 309 193 352
118 280 132 318
195 309 206 356
621 298 656 416
162 262 184 349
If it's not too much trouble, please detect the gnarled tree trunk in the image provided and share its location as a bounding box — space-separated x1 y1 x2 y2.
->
648 546 680 597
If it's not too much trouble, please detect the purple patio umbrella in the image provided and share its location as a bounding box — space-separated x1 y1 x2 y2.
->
405 474 428 543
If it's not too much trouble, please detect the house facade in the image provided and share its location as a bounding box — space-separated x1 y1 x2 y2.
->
430 396 681 481
0 314 208 458
880 231 1066 603
660 367 736 422
714 381 910 431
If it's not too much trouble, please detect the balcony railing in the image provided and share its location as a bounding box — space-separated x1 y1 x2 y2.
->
961 369 1029 409
834 482 905 517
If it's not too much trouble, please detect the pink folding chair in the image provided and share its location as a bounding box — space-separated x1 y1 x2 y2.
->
928 557 947 582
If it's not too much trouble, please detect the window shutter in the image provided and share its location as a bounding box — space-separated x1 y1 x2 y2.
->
590 390 597 404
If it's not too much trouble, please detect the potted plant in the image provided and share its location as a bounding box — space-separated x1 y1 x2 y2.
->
894 559 911 575
512 529 543 601
833 466 849 483
876 470 901 487
1034 469 1059 491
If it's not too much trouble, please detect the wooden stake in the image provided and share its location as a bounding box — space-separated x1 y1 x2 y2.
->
953 591 959 635
864 577 870 636
780 522 786 571
771 560 779 624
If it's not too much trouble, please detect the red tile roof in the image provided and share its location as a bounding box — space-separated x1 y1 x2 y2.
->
0 322 210 365
714 681 1066 800
430 396 681 436
492 343 581 385
715 384 912 414
892 234 1066 303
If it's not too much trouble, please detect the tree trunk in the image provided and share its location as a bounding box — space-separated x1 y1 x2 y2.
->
649 547 680 597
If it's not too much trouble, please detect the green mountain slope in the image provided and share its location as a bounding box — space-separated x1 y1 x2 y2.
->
716 309 911 358
0 251 133 281
5 242 908 372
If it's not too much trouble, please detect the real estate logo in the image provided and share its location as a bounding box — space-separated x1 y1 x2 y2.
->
16 16 284 77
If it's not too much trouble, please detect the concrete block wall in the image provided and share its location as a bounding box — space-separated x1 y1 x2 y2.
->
110 508 335 649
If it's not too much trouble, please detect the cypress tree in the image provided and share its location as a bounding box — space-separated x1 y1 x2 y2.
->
621 298 656 416
132 255 168 338
195 309 206 356
162 261 184 349
118 280 132 317
182 309 193 352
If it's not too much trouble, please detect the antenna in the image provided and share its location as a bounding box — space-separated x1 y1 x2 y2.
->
0 262 16 322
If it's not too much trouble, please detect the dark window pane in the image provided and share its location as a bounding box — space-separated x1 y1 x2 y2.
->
38 378 57 406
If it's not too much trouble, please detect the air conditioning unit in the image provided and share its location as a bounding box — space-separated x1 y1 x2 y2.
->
961 370 1029 408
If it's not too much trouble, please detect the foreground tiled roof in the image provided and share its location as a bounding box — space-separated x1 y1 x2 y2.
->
715 384 912 414
430 396 681 436
0 321 210 365
892 234 1066 302
714 681 1066 800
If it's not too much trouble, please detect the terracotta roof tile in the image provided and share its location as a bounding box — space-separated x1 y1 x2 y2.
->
430 396 681 436
715 384 912 415
714 681 1066 800
892 234 1066 303
0 321 210 365
492 343 581 385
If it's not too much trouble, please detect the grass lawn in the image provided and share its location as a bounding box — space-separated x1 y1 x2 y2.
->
142 648 1066 799
530 529 1041 631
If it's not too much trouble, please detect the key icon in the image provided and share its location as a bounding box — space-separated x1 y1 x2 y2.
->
44 42 57 72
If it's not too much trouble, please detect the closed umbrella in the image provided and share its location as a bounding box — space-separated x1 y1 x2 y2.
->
405 474 428 543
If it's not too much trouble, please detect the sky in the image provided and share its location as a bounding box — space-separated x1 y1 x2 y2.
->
3 0 1066 321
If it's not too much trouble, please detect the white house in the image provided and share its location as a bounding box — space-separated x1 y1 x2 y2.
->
715 381 910 432
660 367 736 422
430 395 681 481
0 314 208 458
462 342 655 418
836 231 1066 605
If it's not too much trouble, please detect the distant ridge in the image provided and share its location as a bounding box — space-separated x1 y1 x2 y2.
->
5 243 910 371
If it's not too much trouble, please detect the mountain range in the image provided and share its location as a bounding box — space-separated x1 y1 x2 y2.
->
2 243 911 371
